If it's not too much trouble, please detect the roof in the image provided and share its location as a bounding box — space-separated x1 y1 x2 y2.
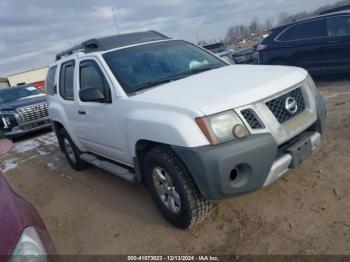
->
56 30 170 61
318 10 350 18
272 10 350 31
319 4 350 15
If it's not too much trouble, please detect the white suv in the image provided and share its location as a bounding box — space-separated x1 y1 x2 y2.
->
46 31 326 229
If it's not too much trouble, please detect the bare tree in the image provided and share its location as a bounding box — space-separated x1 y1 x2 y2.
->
277 12 292 26
264 18 274 31
249 18 260 35
226 26 235 40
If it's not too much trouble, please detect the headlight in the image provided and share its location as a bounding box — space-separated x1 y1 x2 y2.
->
1 116 11 128
0 112 17 130
9 227 47 262
196 110 249 145
306 75 318 97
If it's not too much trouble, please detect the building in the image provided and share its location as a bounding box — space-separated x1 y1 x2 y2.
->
7 67 48 89
0 77 10 88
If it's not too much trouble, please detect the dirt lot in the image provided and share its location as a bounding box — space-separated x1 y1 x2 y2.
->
1 77 350 255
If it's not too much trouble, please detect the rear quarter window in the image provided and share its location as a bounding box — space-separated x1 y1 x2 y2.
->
328 16 350 37
59 61 75 101
45 66 57 95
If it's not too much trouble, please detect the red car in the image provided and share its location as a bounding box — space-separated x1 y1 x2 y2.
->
0 139 56 262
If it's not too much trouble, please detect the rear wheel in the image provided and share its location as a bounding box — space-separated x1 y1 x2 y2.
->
57 129 90 171
144 145 212 229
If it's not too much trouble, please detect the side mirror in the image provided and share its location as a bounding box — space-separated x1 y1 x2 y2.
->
79 87 106 103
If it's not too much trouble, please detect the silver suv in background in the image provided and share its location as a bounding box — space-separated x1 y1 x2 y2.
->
202 43 235 64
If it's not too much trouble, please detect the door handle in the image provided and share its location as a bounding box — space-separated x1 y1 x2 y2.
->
78 110 86 115
328 40 338 43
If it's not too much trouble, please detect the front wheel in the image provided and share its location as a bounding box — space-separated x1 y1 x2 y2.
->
57 129 90 171
144 146 212 229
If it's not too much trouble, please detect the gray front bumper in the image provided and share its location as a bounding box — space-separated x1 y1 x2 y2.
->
4 117 51 138
172 94 326 200
172 133 278 199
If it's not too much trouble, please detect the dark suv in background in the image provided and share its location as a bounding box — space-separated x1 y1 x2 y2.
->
258 8 350 75
0 85 50 138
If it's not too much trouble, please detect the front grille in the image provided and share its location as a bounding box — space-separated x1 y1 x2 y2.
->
241 109 264 129
266 88 305 124
17 103 49 123
21 119 50 130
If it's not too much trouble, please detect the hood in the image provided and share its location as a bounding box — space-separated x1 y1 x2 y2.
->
0 95 47 112
0 173 47 256
0 173 23 256
131 65 308 116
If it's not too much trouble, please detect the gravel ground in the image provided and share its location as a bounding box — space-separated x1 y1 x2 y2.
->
1 77 349 255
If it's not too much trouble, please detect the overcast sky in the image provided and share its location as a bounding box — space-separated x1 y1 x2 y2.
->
0 0 335 77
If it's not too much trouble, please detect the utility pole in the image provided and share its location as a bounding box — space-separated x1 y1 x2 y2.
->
111 7 120 34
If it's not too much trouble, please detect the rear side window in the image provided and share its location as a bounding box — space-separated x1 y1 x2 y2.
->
45 66 57 95
59 61 75 100
278 19 327 41
328 16 350 37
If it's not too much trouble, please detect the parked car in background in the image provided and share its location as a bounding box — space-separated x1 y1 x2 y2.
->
0 85 50 138
47 31 325 229
258 8 350 75
202 43 235 64
0 139 56 261
233 47 258 64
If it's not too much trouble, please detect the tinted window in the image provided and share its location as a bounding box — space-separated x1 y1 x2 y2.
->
278 19 327 41
59 61 75 100
79 61 111 101
103 40 226 94
328 16 350 37
46 66 57 95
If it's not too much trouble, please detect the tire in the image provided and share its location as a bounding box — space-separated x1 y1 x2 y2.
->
57 128 90 171
143 145 212 229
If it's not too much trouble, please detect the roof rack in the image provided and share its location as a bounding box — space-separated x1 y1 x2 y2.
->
56 30 170 61
319 4 350 15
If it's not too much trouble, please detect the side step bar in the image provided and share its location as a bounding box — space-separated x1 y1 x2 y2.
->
80 153 136 183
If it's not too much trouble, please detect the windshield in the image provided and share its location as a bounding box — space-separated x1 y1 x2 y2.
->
0 86 44 104
103 40 227 94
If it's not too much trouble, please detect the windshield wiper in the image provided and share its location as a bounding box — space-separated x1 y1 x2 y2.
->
132 66 222 93
132 74 189 92
187 66 219 75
